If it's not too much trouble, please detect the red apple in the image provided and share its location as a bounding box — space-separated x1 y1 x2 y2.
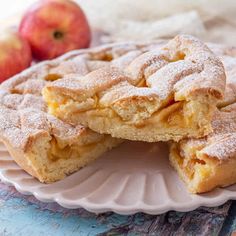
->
0 30 32 83
19 0 91 60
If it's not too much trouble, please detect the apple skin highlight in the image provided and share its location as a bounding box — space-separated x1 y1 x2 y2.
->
19 0 91 60
0 31 32 82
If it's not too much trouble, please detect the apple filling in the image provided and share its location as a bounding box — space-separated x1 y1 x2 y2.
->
48 135 104 162
43 84 214 142
169 141 236 193
22 130 121 183
44 74 62 81
170 143 208 180
169 143 214 192
89 52 114 62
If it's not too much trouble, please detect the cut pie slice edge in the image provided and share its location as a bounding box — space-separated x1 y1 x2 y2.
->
169 48 236 193
43 35 226 142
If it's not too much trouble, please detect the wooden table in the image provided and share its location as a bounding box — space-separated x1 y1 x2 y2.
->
0 181 235 235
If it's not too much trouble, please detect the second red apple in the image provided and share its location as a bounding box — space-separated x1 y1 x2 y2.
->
0 30 32 82
19 0 91 60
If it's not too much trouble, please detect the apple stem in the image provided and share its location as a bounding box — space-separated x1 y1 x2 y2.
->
53 31 64 40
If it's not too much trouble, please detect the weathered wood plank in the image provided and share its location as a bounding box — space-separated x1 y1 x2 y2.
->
0 182 232 236
219 202 236 236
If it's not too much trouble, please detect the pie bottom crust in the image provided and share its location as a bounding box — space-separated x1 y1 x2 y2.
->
3 133 121 183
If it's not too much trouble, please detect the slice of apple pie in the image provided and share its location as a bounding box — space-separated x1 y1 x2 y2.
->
43 35 226 142
170 47 236 193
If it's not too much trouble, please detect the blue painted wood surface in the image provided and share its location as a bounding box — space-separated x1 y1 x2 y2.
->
0 182 235 236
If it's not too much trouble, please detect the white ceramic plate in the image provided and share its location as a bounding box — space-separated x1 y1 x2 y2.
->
0 141 236 215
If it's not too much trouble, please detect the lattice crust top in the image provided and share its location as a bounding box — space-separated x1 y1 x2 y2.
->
47 35 226 108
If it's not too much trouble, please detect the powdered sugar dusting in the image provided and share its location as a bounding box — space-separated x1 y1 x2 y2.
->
46 35 225 117
202 134 236 160
0 38 232 156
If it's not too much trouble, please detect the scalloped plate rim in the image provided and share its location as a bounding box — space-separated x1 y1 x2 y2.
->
0 141 236 215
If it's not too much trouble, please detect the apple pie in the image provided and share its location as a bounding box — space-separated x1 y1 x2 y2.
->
170 47 236 193
43 35 226 142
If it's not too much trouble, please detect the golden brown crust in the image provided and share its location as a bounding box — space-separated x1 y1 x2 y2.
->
43 35 226 142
